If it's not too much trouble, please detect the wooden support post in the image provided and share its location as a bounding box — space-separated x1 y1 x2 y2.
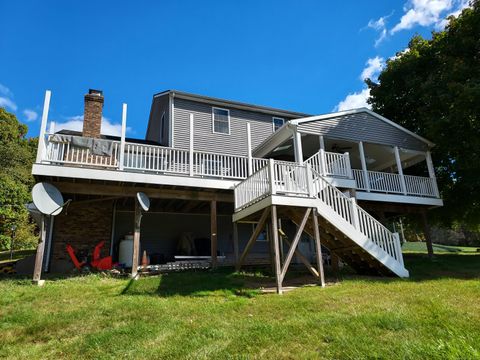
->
280 208 311 283
271 205 283 294
331 253 340 275
233 221 239 263
32 215 48 285
210 200 218 268
236 207 270 271
269 219 276 275
312 209 325 287
36 90 51 163
119 103 127 170
131 201 142 279
282 237 319 278
422 211 434 259
358 141 370 192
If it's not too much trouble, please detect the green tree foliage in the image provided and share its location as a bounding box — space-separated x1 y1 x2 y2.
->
367 2 480 228
0 108 38 250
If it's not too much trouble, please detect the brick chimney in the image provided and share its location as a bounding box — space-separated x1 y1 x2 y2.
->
83 89 104 138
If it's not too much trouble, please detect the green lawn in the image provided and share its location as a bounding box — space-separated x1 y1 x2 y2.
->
1 249 479 359
402 241 479 254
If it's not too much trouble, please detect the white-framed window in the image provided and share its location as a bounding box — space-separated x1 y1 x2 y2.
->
252 223 269 242
273 117 285 131
212 107 230 134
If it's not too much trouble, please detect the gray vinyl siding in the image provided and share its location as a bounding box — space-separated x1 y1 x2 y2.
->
173 98 294 155
146 94 170 145
297 112 428 151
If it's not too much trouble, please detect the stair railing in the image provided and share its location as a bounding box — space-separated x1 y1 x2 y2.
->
309 167 403 264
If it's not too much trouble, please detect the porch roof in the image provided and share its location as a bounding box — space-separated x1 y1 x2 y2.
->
252 108 435 158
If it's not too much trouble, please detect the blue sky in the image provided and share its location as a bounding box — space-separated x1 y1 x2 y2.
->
0 0 470 138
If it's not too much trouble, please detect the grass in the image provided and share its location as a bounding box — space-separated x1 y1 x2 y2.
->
0 247 479 359
402 241 479 254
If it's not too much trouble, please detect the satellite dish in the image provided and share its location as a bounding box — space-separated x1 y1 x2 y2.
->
32 182 65 216
136 192 150 212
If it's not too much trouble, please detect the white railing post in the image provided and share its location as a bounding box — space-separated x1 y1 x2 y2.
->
394 146 407 195
119 103 127 170
358 141 370 192
319 148 326 176
426 151 439 197
189 113 194 176
344 152 353 178
36 90 51 163
392 232 404 266
268 158 276 195
48 121 55 135
305 163 314 197
246 122 253 176
350 197 359 230
293 130 304 164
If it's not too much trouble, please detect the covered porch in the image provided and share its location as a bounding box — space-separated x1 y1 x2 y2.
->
253 117 441 204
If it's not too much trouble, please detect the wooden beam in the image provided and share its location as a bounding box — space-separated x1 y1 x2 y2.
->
233 222 239 262
282 236 319 278
210 200 218 268
280 208 311 283
131 201 142 279
52 182 233 203
271 205 283 294
32 215 48 285
422 211 434 259
312 209 325 287
236 207 270 271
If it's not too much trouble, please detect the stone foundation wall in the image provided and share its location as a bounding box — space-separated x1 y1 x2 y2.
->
50 201 113 272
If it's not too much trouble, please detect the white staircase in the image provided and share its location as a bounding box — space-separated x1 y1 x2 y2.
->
234 160 409 278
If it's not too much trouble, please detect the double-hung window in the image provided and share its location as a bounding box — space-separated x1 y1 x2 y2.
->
212 107 230 134
273 117 285 131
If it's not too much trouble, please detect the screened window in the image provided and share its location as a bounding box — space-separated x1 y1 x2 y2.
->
212 107 230 134
273 117 285 131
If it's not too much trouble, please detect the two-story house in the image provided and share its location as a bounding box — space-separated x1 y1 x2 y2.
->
31 89 442 293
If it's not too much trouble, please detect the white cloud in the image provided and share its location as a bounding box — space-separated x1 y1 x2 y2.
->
0 83 17 111
390 0 471 34
0 83 13 98
334 88 371 112
360 56 385 81
0 97 17 111
366 13 392 47
23 109 38 122
55 115 131 136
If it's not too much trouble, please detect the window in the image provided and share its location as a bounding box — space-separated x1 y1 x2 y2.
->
273 117 285 131
212 107 230 134
252 223 269 242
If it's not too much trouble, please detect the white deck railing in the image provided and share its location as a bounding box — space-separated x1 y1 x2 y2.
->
234 160 404 266
44 135 266 181
404 175 438 197
46 137 121 168
305 151 352 178
352 169 438 198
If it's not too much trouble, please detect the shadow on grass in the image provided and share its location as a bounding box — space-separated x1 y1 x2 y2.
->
120 267 268 298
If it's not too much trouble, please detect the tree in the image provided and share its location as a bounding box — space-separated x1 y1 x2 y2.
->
0 108 38 250
367 2 480 228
